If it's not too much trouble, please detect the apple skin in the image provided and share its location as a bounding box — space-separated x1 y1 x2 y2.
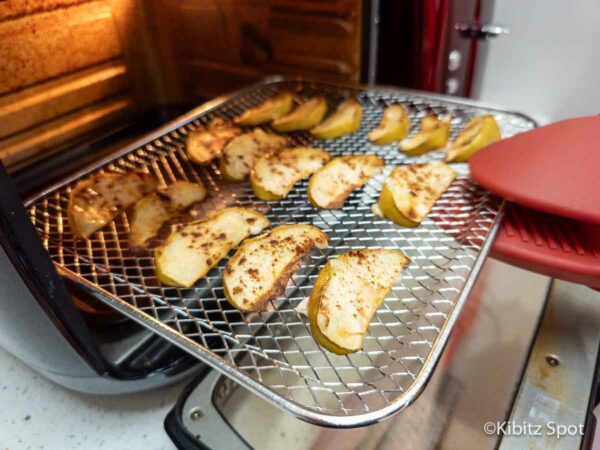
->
310 99 362 139
368 105 411 144
400 119 451 156
376 184 419 227
271 97 328 132
235 92 294 126
307 263 354 355
446 115 501 162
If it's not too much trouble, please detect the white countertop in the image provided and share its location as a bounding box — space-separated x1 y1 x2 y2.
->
0 345 184 449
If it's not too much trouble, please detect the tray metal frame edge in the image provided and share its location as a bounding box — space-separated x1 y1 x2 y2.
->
26 76 527 427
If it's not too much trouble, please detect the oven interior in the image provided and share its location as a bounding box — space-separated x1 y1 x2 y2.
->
1 0 370 172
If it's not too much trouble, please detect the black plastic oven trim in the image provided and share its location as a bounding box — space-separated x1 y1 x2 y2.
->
0 162 110 375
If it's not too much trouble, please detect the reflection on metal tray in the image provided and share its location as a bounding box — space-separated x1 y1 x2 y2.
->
25 78 535 427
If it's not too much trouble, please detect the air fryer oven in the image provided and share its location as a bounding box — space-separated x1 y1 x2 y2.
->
1 1 599 448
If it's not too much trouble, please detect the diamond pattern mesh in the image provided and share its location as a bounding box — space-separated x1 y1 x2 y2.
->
27 80 535 423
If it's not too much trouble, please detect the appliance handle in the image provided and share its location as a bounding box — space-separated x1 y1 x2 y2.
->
165 369 252 450
456 22 509 39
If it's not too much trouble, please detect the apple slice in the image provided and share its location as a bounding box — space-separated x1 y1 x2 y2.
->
420 114 443 131
373 161 456 227
310 98 362 139
308 249 410 354
68 171 158 239
219 129 288 182
234 92 294 126
271 96 327 132
399 115 451 156
129 181 207 248
307 155 384 209
250 147 332 200
368 104 411 144
155 207 269 287
186 118 242 165
446 115 501 162
224 224 329 312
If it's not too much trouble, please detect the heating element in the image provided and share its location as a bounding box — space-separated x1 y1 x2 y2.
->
25 78 535 427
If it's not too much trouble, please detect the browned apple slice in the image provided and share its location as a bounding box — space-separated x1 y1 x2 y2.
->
399 115 451 155
186 118 242 165
250 147 332 200
129 181 207 248
368 104 411 144
308 249 410 354
271 96 328 132
220 129 288 182
307 155 384 209
224 224 329 312
234 92 294 126
446 115 501 162
68 171 158 239
154 207 269 287
373 161 456 227
310 98 362 139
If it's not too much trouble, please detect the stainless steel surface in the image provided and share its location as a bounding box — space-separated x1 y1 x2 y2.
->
499 282 600 450
364 0 380 84
179 259 551 449
456 23 510 40
183 370 251 450
26 78 536 426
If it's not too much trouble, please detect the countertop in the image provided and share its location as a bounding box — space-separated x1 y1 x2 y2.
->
0 345 183 450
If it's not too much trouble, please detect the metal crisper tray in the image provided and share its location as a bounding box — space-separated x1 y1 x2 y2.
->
26 78 535 427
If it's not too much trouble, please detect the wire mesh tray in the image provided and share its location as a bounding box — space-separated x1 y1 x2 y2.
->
26 78 535 427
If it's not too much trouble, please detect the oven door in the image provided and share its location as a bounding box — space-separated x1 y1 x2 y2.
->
0 106 205 394
164 263 600 450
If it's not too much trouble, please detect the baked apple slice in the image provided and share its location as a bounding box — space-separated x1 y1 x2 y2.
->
129 181 207 248
186 118 242 165
219 129 288 182
399 115 451 156
446 115 501 162
374 161 456 227
234 92 294 126
310 98 362 139
250 147 331 200
155 207 269 287
68 171 158 239
368 104 411 144
420 114 443 132
224 224 329 312
307 155 384 209
271 96 327 132
308 249 410 354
